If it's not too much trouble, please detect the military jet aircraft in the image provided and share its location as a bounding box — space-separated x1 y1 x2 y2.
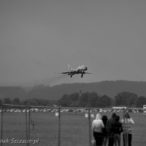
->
61 65 91 78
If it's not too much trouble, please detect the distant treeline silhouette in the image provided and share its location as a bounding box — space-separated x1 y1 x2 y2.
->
58 91 146 107
0 91 146 107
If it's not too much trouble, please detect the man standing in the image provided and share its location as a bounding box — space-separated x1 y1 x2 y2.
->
106 113 117 146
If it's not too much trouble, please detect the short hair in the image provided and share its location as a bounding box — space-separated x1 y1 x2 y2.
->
102 115 108 125
112 112 117 119
124 112 130 119
115 115 120 122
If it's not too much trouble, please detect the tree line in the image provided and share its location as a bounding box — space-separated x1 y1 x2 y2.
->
58 91 146 107
0 91 146 107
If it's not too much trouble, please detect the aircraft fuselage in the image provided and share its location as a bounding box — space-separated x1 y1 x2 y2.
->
62 65 89 78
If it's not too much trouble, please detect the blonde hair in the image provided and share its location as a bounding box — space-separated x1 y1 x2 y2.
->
95 113 102 120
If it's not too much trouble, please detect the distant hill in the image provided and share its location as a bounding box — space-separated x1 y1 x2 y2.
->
1 80 146 100
0 86 27 99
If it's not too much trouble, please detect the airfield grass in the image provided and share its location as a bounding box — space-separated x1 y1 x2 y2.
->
1 111 146 146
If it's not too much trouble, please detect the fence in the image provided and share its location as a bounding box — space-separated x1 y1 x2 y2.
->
0 104 145 146
0 105 97 146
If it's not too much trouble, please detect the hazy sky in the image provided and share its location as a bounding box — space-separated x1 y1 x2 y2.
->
0 0 146 86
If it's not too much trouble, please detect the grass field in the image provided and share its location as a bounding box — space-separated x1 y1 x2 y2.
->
1 111 146 146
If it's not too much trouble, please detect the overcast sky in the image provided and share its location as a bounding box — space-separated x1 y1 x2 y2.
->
0 0 146 86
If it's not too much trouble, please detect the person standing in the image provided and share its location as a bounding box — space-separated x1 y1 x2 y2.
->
106 113 117 146
92 113 104 146
113 115 123 146
102 115 108 146
121 112 135 146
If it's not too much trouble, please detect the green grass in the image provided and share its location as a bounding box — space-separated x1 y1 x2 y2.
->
1 112 146 146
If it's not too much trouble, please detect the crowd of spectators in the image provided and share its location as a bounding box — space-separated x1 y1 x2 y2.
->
92 112 135 146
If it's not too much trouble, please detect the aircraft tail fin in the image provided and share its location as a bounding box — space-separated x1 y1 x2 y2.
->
67 64 73 71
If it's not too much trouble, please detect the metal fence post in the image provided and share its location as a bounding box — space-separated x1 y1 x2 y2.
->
28 107 31 143
25 106 31 146
0 105 3 146
25 107 28 146
58 106 61 146
88 108 91 146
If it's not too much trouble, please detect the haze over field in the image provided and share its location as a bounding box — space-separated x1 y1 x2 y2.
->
1 81 146 100
1 0 146 86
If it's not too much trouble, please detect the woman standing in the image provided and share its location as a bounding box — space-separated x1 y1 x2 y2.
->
92 113 104 146
121 112 135 146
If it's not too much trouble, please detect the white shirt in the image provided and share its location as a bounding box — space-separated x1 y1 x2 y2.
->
92 119 104 133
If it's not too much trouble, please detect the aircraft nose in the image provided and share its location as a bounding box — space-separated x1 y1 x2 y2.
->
85 67 88 70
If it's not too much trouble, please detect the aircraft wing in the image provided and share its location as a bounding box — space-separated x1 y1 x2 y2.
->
61 72 70 74
84 72 92 74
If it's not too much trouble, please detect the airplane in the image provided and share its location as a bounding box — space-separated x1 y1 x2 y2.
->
61 65 91 78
